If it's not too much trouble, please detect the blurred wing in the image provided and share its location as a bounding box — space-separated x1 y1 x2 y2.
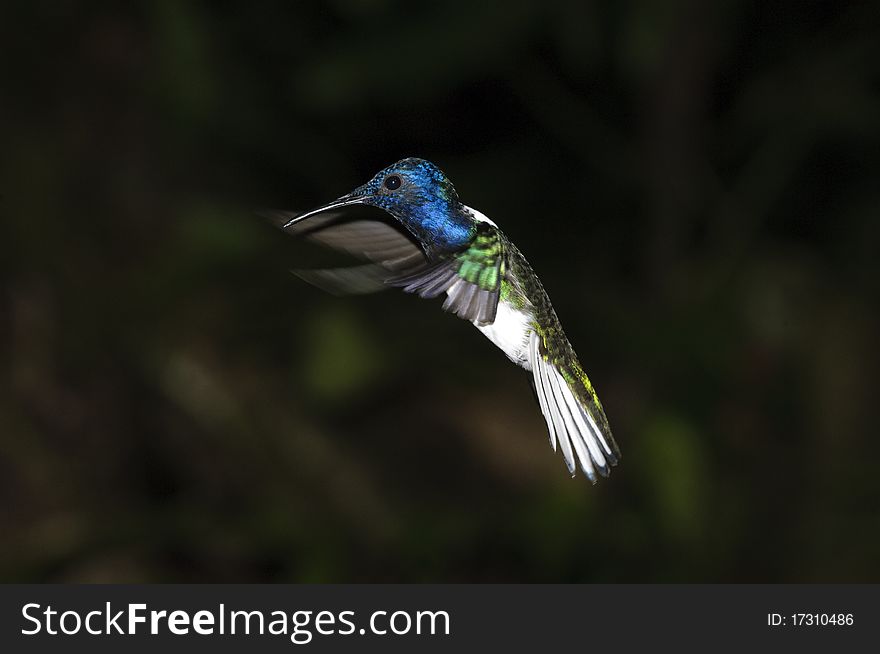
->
262 209 426 272
292 264 391 295
268 209 504 324
528 331 619 482
264 208 431 295
387 222 503 325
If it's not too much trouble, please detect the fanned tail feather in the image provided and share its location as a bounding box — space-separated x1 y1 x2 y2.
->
528 332 618 481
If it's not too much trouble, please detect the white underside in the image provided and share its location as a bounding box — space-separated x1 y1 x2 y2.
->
461 205 527 364
474 300 532 368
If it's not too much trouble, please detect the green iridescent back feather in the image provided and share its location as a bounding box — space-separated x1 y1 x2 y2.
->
389 221 503 324
453 223 504 292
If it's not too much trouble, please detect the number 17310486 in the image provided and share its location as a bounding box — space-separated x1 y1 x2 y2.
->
768 613 854 627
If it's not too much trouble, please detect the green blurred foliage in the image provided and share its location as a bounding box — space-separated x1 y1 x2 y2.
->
1 0 878 582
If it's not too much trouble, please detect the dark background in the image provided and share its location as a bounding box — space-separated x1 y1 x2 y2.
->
2 1 878 582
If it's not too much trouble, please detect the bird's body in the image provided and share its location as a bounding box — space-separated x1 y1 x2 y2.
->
268 158 619 481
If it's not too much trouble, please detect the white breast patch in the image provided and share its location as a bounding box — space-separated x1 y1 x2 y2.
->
475 300 532 369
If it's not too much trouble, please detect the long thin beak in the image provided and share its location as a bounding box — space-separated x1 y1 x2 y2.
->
281 194 365 229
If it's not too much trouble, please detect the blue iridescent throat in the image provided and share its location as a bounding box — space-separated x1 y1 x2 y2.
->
354 158 476 255
369 194 474 253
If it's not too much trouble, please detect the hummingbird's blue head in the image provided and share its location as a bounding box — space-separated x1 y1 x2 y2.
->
289 158 475 255
353 157 459 211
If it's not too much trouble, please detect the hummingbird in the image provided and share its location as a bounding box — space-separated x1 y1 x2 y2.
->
266 158 620 481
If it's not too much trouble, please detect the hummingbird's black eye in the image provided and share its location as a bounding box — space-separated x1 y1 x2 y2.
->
384 175 401 191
